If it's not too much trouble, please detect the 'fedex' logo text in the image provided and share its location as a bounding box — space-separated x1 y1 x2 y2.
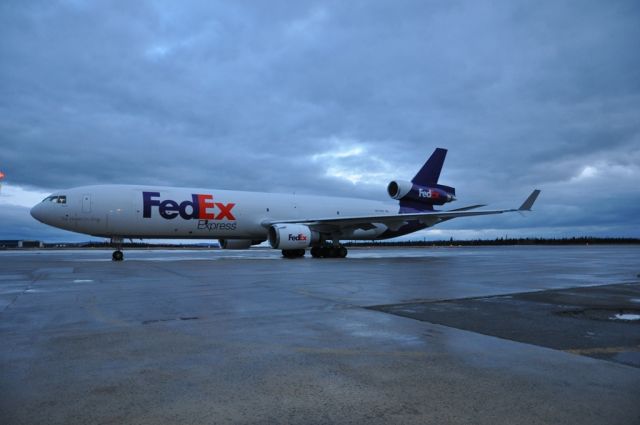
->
418 188 439 199
143 192 236 220
288 233 307 241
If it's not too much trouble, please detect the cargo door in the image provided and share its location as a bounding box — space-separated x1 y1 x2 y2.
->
82 194 91 213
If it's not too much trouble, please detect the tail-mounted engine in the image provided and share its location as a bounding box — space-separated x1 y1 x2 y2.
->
387 180 456 206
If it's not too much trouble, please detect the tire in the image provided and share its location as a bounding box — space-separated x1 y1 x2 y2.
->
112 250 124 261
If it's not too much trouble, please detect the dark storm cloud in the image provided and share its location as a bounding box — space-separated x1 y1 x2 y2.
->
1 0 639 240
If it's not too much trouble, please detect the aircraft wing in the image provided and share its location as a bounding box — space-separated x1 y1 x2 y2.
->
264 190 540 232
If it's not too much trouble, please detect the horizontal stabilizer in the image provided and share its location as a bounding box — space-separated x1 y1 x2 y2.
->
434 184 456 196
518 189 541 211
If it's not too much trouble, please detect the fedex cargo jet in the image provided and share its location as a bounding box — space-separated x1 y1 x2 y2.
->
30 148 540 261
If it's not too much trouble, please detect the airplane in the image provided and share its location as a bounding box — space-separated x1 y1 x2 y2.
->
30 148 540 261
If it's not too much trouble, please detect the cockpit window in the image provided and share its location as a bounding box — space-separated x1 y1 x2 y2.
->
41 195 67 204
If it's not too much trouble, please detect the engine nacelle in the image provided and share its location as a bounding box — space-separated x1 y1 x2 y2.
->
387 180 413 200
268 224 319 250
219 239 263 249
387 180 456 206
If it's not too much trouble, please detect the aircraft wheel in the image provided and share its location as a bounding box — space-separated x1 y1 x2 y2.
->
310 246 322 258
331 247 345 258
317 246 347 259
112 250 124 261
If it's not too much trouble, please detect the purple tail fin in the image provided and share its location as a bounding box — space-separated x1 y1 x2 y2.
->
411 148 447 186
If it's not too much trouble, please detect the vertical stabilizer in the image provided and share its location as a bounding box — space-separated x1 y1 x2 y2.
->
411 148 447 185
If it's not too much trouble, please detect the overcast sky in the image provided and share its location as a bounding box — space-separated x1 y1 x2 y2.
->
1 0 639 242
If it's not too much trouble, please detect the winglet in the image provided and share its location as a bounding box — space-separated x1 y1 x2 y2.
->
518 189 541 211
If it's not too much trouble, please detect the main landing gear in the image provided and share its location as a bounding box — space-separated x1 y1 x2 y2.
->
280 245 349 259
310 245 348 259
111 237 124 262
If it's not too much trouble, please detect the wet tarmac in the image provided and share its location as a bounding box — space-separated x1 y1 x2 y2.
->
370 282 640 367
1 246 639 424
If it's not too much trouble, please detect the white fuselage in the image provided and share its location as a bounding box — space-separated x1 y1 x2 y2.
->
30 185 400 241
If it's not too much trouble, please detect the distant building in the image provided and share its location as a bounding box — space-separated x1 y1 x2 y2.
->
0 240 44 248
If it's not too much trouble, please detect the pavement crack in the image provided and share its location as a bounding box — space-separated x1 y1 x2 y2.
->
1 275 40 314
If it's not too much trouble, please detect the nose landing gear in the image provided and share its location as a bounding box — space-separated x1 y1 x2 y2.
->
111 237 124 261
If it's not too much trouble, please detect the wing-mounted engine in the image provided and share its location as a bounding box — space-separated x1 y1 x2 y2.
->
387 180 456 207
219 239 265 249
268 224 320 249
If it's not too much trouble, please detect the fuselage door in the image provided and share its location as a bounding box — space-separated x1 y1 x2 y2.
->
82 194 91 213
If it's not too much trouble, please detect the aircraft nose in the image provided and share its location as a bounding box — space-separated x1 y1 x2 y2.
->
30 203 46 223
